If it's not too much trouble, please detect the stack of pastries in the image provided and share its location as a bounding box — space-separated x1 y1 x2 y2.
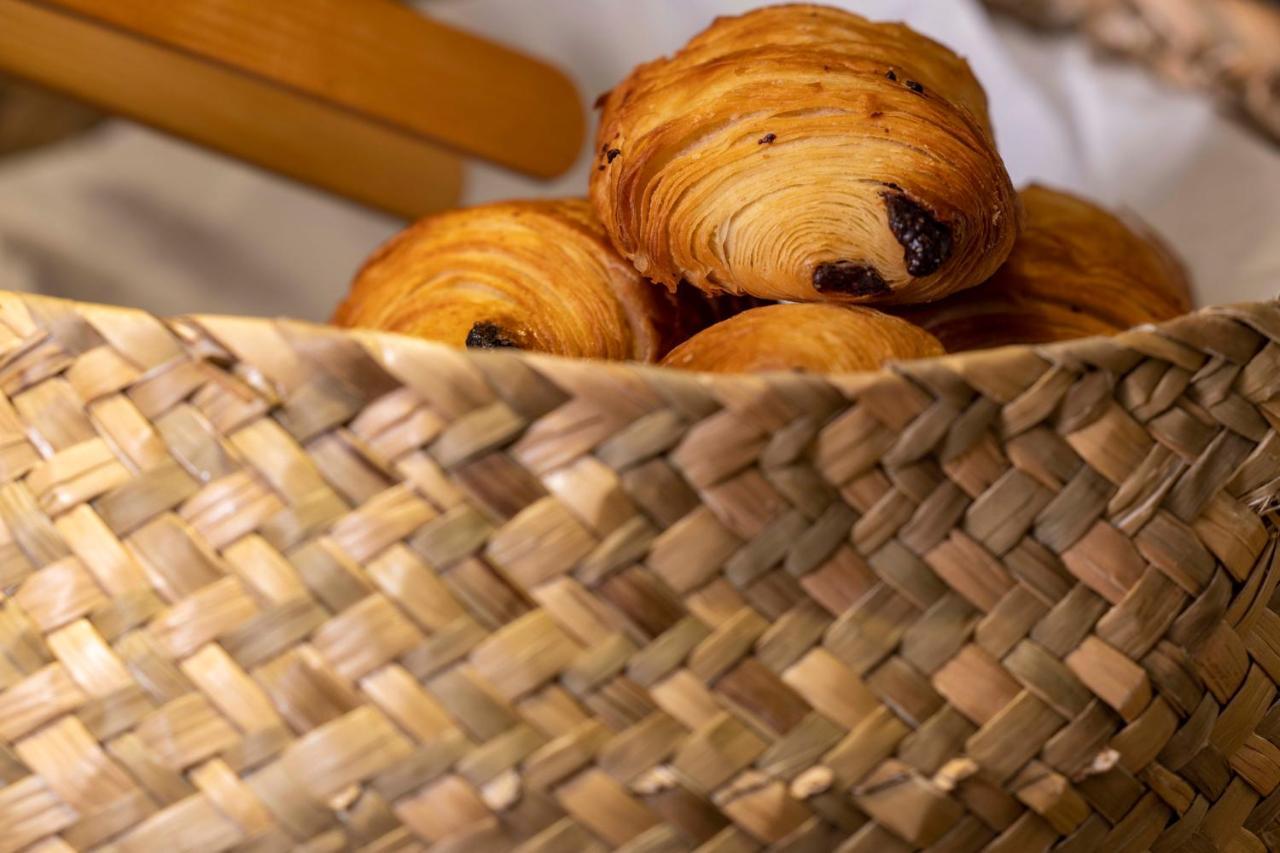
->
335 4 1193 374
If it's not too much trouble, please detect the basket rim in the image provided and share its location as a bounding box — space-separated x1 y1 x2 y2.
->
3 289 1274 388
2 286 1269 397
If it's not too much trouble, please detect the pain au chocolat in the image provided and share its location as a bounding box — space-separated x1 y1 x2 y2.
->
591 4 1020 305
897 184 1193 350
334 198 744 361
661 303 943 373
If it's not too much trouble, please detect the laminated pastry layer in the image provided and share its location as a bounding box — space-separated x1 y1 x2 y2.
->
592 4 1021 305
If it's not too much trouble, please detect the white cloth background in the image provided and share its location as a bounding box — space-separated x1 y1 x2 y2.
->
0 0 1276 322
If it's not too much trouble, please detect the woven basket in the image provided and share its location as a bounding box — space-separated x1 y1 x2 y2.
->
1 3 1278 849
982 0 1280 141
0 288 1278 851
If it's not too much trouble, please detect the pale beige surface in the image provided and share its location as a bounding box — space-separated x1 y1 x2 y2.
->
0 0 1276 322
0 125 402 319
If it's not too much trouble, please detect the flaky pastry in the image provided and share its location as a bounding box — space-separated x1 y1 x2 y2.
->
661 303 943 373
897 184 1193 350
334 198 743 361
592 4 1020 305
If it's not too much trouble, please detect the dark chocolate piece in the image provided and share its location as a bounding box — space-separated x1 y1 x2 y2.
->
886 69 898 81
906 80 925 94
466 322 521 349
606 148 622 163
883 192 952 278
758 133 777 145
813 261 892 296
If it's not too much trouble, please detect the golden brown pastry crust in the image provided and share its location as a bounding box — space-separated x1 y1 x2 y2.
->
661 303 944 374
591 4 1020 305
897 184 1194 351
334 198 737 361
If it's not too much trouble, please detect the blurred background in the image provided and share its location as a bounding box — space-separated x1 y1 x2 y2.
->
0 0 1276 321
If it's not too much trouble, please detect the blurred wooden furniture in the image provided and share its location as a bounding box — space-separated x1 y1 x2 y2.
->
0 76 101 158
0 0 587 218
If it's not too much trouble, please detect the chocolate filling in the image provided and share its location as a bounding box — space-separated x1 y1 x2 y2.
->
466 322 521 349
906 80 925 94
883 192 952 277
813 261 891 296
758 133 777 145
606 148 622 163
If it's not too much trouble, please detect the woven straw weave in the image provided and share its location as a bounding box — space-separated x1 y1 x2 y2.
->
0 290 1279 851
984 0 1280 142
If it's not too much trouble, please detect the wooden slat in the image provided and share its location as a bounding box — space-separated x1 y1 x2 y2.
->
0 0 463 218
33 0 585 177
